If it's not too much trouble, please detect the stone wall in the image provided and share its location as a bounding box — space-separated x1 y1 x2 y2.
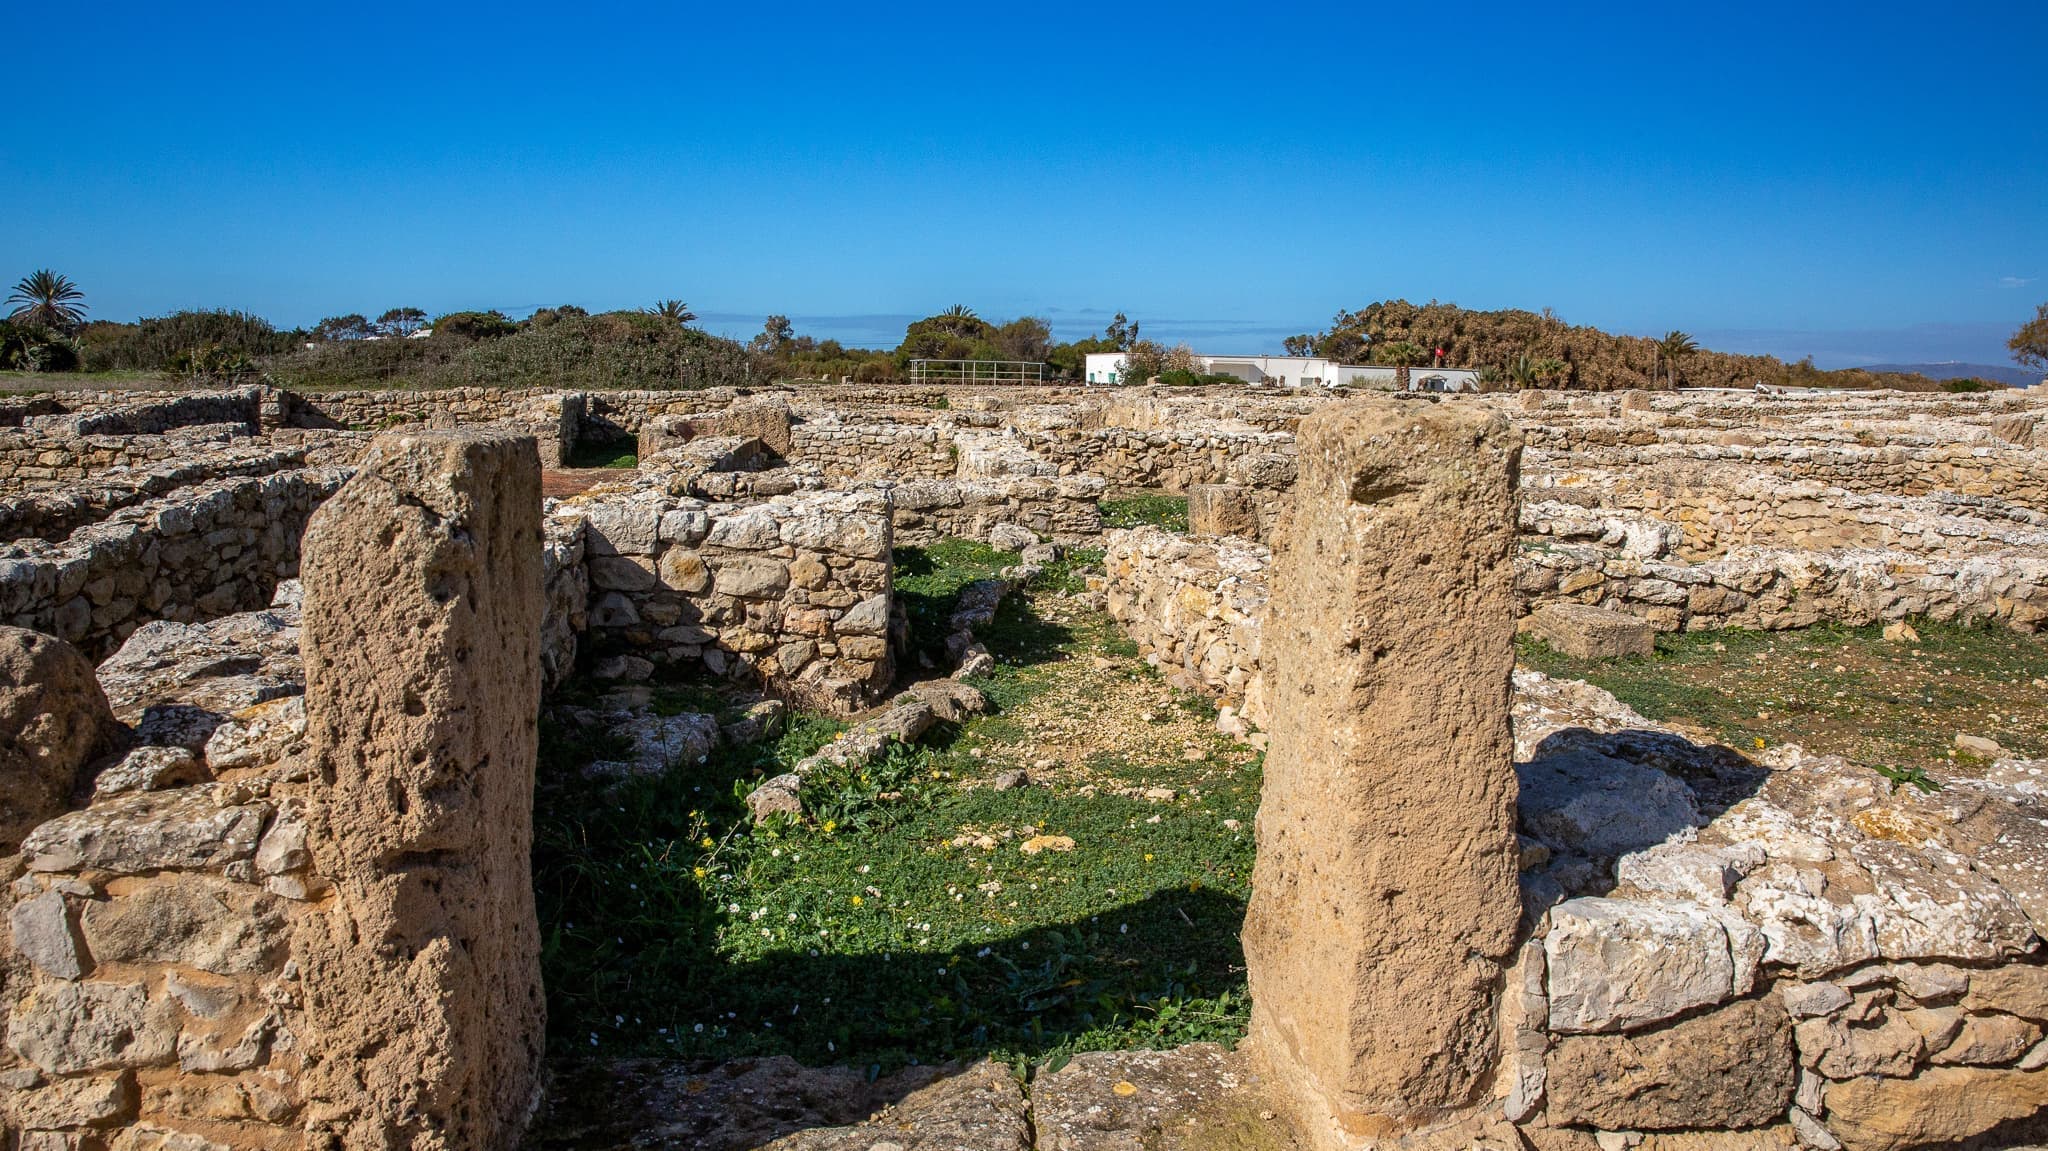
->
0 428 547 1151
1519 538 2048 634
0 443 316 543
36 388 262 438
0 425 262 495
1099 527 1268 727
0 468 347 658
886 475 1106 546
1503 672 2048 1150
788 419 957 481
556 487 894 713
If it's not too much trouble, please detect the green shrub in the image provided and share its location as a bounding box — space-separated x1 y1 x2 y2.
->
0 321 79 372
1099 494 1189 532
432 310 518 340
80 310 299 373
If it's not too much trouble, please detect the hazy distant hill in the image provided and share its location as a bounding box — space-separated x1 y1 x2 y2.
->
1863 362 2038 388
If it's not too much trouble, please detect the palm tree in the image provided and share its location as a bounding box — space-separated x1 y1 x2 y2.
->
940 304 977 322
1507 354 1539 388
5 270 87 331
646 299 696 325
1655 330 1698 388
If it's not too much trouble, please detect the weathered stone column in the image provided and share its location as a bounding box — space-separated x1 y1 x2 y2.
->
293 428 546 1150
1243 401 1523 1147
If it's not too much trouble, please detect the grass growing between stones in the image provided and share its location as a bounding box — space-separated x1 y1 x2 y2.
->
532 546 1257 1074
1100 492 1190 533
1517 618 2048 775
564 440 639 469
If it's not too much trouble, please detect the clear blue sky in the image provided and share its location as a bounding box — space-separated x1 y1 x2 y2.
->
5 1 2043 367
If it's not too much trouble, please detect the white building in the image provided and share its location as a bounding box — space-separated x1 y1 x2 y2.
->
1082 352 1480 392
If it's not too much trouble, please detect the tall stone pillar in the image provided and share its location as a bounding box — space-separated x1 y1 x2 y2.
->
1243 401 1523 1147
293 428 546 1150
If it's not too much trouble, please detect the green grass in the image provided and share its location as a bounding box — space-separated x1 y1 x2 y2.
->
532 540 1256 1072
892 539 1018 659
565 440 639 469
0 369 174 391
1099 492 1189 533
1517 617 2048 771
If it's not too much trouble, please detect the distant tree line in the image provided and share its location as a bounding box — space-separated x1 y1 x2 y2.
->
1282 300 1974 391
7 267 2042 392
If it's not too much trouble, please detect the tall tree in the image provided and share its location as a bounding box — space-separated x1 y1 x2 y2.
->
313 314 375 341
2011 303 2048 372
1104 312 1139 351
1655 331 1698 388
376 307 429 337
5 269 87 331
647 299 697 325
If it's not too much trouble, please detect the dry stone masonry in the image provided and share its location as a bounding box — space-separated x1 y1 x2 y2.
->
0 377 2042 1148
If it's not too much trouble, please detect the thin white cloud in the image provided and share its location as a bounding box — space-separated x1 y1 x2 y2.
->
1999 276 2036 288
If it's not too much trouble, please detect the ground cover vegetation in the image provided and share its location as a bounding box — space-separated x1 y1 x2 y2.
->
1518 619 2048 781
531 541 1258 1072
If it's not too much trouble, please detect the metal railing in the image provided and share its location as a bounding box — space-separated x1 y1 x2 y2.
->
906 359 1047 385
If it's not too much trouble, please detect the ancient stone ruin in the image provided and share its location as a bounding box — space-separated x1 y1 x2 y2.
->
0 379 2042 1149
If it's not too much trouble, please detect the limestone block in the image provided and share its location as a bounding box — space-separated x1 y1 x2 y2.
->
19 787 270 875
1545 897 1763 1032
3 1071 137 1128
91 747 204 798
293 427 545 1150
1545 995 1796 1131
1522 602 1655 659
1964 964 2048 1020
1243 401 1523 1136
6 981 177 1074
9 888 86 980
0 626 122 850
712 556 791 599
80 876 285 976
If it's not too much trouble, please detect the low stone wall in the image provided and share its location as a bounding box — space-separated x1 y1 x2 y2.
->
1527 472 2048 561
1505 672 2048 1150
887 475 1106 545
0 425 261 495
33 388 262 438
1099 528 1268 727
556 487 894 713
0 443 315 543
1518 539 2048 633
788 418 957 481
0 469 347 657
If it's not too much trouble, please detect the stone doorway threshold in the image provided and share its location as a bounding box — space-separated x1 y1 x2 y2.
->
525 1042 1306 1150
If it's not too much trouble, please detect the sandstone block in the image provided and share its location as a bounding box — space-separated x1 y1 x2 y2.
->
1522 602 1655 659
1823 1065 2048 1151
1243 401 1523 1137
0 626 122 850
1186 484 1258 538
293 427 545 1150
1545 995 1796 1131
